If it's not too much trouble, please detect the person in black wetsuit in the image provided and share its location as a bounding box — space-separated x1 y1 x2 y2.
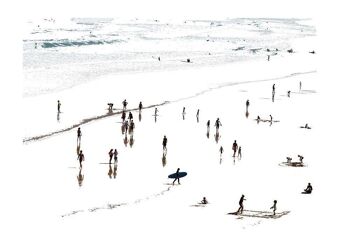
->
236 194 246 214
303 183 313 194
162 135 168 153
172 168 181 185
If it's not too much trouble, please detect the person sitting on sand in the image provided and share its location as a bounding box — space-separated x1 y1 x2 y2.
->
304 183 313 194
201 197 208 204
270 200 277 215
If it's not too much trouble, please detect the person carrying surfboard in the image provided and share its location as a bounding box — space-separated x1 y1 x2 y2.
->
172 168 181 185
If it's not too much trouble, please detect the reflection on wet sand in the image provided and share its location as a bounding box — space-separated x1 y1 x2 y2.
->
162 154 167 167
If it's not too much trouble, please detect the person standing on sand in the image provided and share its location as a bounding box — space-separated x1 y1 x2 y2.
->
236 194 246 214
108 149 114 164
172 168 181 185
196 109 200 119
128 112 133 121
269 114 273 122
232 140 238 157
139 101 143 112
246 99 250 111
162 135 168 153
155 107 158 116
207 120 210 129
114 149 118 163
77 127 82 144
270 200 277 215
57 100 61 113
122 99 128 110
78 150 85 167
215 118 222 131
219 146 224 156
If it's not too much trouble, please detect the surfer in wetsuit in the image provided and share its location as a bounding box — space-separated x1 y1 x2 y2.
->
173 168 181 185
236 194 246 214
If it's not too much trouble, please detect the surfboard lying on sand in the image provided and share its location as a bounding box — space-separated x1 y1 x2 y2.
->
168 172 187 179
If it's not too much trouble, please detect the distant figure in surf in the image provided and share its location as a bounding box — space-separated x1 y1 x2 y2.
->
299 81 302 91
236 194 246 214
267 55 270 61
172 168 181 185
303 183 313 194
77 127 82 144
207 120 210 129
287 90 291 97
196 109 200 119
139 101 143 111
158 56 161 61
272 84 275 93
78 150 85 167
270 200 277 215
108 149 114 164
232 140 238 157
257 115 261 123
201 197 208 204
57 100 61 113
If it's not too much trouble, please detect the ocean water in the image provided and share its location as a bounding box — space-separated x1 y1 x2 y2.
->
23 18 315 97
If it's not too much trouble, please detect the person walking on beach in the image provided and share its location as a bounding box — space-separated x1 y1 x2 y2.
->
303 183 313 194
246 99 250 111
172 168 181 185
154 107 158 116
269 114 273 122
129 119 135 133
238 146 242 159
122 99 128 110
57 100 61 113
78 150 85 167
215 118 222 131
139 101 143 112
182 107 186 115
220 146 224 156
236 194 246 214
124 120 129 134
196 109 200 121
77 127 82 144
108 149 114 164
272 84 275 94
207 120 210 129
270 200 277 216
114 149 118 163
121 110 126 122
232 140 238 157
162 135 168 153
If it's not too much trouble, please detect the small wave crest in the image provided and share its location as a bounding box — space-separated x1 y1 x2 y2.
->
41 39 123 48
